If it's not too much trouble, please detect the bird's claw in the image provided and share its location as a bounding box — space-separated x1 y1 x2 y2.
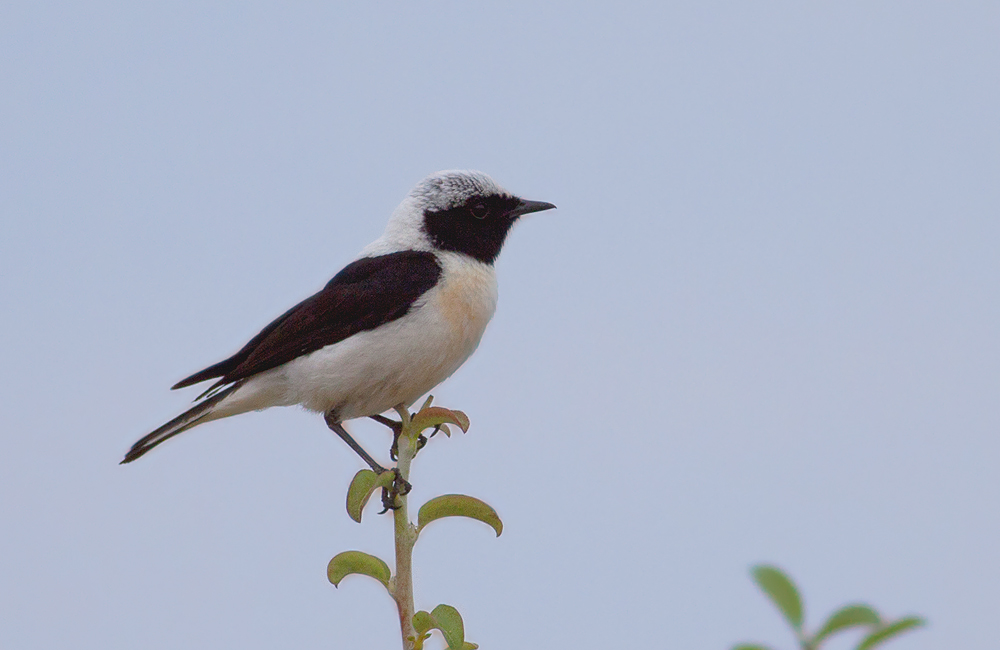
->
378 468 412 514
373 413 434 460
370 414 406 461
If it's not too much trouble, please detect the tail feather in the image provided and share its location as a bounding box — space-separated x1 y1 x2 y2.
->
121 384 242 464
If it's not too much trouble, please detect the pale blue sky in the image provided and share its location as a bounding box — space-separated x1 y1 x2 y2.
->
2 3 997 649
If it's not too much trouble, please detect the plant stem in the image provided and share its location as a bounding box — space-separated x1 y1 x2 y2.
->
391 407 418 649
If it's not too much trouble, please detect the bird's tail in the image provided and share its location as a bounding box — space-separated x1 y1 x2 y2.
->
121 383 242 464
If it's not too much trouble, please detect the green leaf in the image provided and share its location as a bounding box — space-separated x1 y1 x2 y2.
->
345 469 394 523
413 610 434 635
813 604 881 644
731 645 775 650
431 604 465 650
411 605 466 650
417 494 503 536
410 406 470 436
856 616 925 650
751 565 804 632
327 550 391 588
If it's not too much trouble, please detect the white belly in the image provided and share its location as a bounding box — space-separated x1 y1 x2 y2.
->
281 252 498 420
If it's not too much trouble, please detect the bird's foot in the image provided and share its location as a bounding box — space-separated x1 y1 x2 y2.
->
378 468 412 513
372 413 439 460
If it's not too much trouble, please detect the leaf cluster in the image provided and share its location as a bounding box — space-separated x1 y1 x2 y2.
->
734 565 925 650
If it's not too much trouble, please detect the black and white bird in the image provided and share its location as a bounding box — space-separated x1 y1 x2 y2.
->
122 170 555 469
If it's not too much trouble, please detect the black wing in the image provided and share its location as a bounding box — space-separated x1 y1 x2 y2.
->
172 250 442 395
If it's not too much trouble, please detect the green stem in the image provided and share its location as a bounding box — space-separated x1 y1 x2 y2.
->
391 406 418 649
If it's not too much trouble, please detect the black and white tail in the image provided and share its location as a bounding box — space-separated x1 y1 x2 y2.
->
121 384 241 464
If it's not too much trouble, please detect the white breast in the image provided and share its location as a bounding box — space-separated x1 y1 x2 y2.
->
281 252 499 420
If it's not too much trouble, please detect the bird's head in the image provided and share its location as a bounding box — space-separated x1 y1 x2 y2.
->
368 170 556 264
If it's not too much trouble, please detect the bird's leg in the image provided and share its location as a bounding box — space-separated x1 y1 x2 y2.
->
325 414 387 473
325 414 410 510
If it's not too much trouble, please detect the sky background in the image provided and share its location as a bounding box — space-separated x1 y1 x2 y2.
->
2 2 997 649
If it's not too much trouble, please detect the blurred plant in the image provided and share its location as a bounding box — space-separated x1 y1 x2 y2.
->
327 397 500 650
733 565 925 650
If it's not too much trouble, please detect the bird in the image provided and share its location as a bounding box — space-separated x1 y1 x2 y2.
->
121 170 556 472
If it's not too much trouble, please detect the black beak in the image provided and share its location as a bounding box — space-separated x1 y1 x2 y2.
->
512 199 557 217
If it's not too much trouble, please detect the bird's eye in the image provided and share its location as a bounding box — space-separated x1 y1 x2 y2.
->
470 203 489 219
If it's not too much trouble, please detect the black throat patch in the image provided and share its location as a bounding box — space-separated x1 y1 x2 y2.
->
422 194 523 264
